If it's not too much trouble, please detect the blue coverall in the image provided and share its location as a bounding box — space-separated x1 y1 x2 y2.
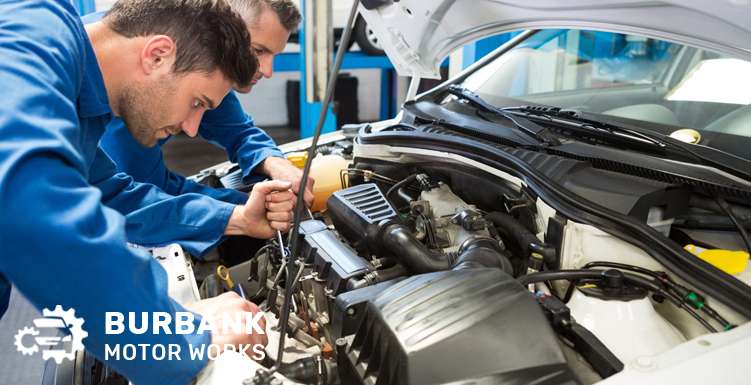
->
0 2 234 383
86 10 284 206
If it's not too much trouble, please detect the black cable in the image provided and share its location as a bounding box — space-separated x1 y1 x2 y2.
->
386 174 418 205
716 196 751 254
582 261 661 279
518 269 604 286
396 187 414 206
520 269 718 333
579 261 732 329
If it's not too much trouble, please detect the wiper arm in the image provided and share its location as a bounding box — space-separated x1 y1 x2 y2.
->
504 105 751 180
446 85 560 146
503 105 668 149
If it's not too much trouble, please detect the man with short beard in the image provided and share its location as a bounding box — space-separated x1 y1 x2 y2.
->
0 1 291 384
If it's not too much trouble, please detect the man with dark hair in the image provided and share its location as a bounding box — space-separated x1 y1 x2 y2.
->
97 0 311 226
0 1 294 384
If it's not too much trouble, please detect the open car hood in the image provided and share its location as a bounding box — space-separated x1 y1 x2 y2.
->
358 0 751 79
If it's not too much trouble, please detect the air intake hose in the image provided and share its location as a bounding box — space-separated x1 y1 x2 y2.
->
377 223 513 274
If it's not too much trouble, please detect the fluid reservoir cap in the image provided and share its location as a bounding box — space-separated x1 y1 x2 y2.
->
580 269 647 301
602 269 624 289
685 244 749 275
669 128 701 144
286 151 309 169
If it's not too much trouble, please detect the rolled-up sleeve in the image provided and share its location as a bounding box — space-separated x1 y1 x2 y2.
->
198 92 284 184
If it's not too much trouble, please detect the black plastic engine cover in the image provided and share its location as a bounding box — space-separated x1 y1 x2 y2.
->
337 269 578 385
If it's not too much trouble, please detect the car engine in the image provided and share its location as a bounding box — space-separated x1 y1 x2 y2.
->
71 129 751 385
194 126 747 385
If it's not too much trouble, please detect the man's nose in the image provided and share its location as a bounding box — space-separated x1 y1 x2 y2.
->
259 55 273 79
181 110 204 137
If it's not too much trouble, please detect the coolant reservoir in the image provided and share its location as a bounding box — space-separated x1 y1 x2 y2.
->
566 289 685 365
287 152 348 212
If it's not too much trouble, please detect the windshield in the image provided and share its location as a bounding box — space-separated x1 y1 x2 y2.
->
456 29 751 161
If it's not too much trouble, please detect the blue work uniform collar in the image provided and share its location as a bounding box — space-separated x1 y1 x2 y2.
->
77 31 111 119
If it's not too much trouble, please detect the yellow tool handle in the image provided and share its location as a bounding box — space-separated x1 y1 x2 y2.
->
216 265 235 290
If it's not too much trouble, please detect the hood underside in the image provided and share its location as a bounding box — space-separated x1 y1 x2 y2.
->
358 0 751 79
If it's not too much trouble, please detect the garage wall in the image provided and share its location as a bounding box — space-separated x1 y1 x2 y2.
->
93 0 385 128
237 67 383 127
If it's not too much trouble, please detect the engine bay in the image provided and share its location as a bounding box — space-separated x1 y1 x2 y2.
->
174 121 751 385
68 122 749 385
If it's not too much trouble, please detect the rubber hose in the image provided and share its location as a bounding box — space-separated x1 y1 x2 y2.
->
380 223 451 273
486 212 542 256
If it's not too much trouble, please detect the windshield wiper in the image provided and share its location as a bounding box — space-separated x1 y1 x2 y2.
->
446 85 560 146
503 105 751 181
503 105 668 150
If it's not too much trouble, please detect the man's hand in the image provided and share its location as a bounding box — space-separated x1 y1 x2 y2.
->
225 180 295 239
185 292 267 358
260 156 315 208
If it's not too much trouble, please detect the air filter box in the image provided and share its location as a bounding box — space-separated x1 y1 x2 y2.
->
298 220 372 295
336 269 578 385
326 183 398 254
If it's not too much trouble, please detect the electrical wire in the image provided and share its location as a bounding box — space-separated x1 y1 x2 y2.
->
716 196 751 254
520 269 718 333
578 262 733 330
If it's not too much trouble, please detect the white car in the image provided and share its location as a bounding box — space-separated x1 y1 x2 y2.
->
62 1 751 384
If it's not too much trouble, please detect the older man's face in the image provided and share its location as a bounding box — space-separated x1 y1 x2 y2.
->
236 8 291 93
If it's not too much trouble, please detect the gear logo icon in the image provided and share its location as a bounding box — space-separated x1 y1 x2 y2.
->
14 327 39 356
13 305 88 364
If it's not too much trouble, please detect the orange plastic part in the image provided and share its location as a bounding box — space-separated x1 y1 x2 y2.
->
287 153 349 212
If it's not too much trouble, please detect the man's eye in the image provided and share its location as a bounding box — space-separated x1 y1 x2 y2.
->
192 100 203 109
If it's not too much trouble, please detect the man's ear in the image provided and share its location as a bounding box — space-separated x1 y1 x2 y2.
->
140 35 176 76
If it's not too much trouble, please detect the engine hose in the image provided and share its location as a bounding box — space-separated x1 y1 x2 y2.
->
454 237 514 273
386 174 419 206
380 223 451 273
347 264 408 291
379 223 513 274
486 212 556 265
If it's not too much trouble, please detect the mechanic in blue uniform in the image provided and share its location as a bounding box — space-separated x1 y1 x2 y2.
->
0 1 293 384
96 0 314 208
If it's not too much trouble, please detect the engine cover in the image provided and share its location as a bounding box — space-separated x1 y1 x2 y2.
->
337 269 578 385
298 220 372 295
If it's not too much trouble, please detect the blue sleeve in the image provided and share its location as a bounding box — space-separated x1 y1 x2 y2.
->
0 3 208 384
198 91 284 184
100 117 249 205
89 148 237 256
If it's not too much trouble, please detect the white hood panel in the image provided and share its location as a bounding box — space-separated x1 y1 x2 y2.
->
359 0 751 79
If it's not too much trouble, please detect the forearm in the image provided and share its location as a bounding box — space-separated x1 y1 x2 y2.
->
175 176 249 206
257 155 293 177
94 172 236 256
224 205 252 236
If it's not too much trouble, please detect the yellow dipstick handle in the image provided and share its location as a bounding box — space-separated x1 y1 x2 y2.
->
216 265 235 290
